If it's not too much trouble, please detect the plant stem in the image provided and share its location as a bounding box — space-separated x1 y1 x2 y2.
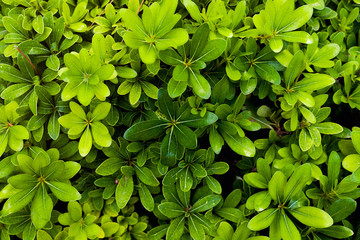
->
14 45 41 77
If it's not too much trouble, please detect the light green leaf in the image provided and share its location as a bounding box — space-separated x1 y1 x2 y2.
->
189 69 211 99
314 122 343 135
31 185 53 229
2 188 37 215
78 126 92 157
139 44 157 65
289 206 333 228
220 129 255 157
183 0 202 22
294 74 335 91
279 210 301 240
168 78 187 98
91 102 111 121
115 175 133 208
47 181 81 201
269 38 283 53
284 163 312 202
247 208 278 231
342 154 360 172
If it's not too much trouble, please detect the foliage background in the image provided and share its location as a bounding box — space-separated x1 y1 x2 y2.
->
0 0 360 239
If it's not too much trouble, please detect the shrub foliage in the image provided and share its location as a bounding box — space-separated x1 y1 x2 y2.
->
0 0 360 239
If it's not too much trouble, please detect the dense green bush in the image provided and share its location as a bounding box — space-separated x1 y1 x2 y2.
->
0 0 360 239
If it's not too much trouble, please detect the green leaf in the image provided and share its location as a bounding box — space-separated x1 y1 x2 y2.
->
183 0 202 22
174 124 197 149
179 112 218 128
299 106 316 124
92 33 106 62
205 176 222 194
314 122 343 135
115 175 133 208
139 44 157 65
166 217 185 240
48 112 60 140
294 74 335 91
156 28 189 50
18 40 50 55
124 120 168 141
47 181 81 201
0 64 30 83
160 131 180 166
247 208 278 231
91 102 111 121
168 78 188 98
158 202 185 218
141 81 159 99
78 126 92 157
299 128 313 152
129 82 142 105
68 201 82 222
284 163 312 202
255 63 281 84
8 174 37 189
23 223 36 240
158 88 176 120
280 5 313 32
216 208 243 223
284 50 304 88
327 199 357 223
2 189 37 215
244 172 268 189
207 162 229 175
279 210 301 240
46 55 60 71
289 206 333 228
36 230 53 240
269 38 283 53
278 31 313 44
27 115 48 131
328 151 341 188
195 39 226 62
316 226 354 239
188 215 205 240
179 167 193 192
173 65 189 82
268 171 286 203
223 189 242 208
134 165 159 186
1 83 32 100
342 154 360 172
138 184 154 212
189 69 211 99
190 24 210 59
191 195 221 213
121 9 146 37
95 158 123 176
147 224 169 240
159 49 183 66
220 130 255 157
31 185 53 229
351 127 360 154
